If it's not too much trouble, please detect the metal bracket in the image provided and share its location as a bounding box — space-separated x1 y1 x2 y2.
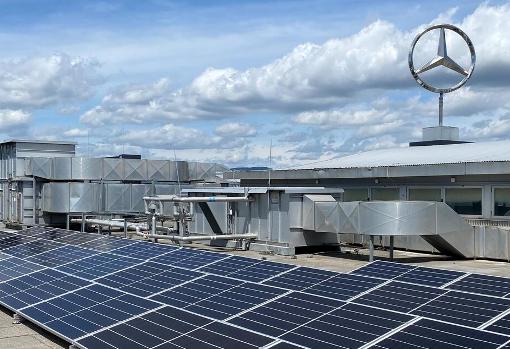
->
12 312 24 324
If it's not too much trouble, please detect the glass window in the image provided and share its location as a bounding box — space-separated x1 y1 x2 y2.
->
409 188 442 202
343 188 369 201
494 188 510 217
371 188 399 201
445 188 482 215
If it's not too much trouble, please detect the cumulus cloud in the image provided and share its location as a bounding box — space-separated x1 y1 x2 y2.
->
0 109 30 132
63 128 89 137
80 4 510 128
0 54 101 110
215 122 257 137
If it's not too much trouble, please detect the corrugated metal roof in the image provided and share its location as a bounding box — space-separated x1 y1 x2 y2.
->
295 140 510 169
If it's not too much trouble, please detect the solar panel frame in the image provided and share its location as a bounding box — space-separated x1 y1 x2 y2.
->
372 318 510 349
411 290 510 328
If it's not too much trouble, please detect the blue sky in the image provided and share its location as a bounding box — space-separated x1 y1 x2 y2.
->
0 0 509 167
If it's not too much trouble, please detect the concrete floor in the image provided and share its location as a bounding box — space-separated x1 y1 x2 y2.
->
1 237 510 348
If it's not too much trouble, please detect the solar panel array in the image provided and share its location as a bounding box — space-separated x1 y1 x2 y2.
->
0 227 510 349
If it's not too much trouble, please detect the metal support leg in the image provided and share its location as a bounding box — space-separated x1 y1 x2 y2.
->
66 214 70 230
369 235 375 262
97 225 102 235
124 219 128 239
389 236 394 261
13 313 24 324
81 213 85 233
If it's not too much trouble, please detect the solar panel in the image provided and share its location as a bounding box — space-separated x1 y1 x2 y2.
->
263 266 337 290
77 307 275 349
150 274 244 308
447 273 510 298
352 281 446 313
280 302 414 349
25 245 97 267
0 234 36 250
351 260 416 279
485 311 510 336
95 261 203 297
185 282 286 320
21 284 161 340
3 239 64 258
411 290 510 328
228 292 344 337
56 252 140 280
78 236 136 252
2 227 510 349
199 255 295 282
0 269 91 310
111 241 178 260
304 273 385 300
151 248 228 270
16 226 50 236
0 257 44 282
373 318 509 349
392 266 465 287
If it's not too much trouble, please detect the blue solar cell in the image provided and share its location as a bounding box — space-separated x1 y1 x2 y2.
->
448 273 510 298
351 260 416 279
3 239 64 258
374 318 509 349
304 273 385 300
393 266 465 287
22 284 160 340
56 252 141 280
486 312 510 336
112 241 177 260
186 282 286 320
412 290 510 328
280 303 414 349
229 292 344 337
151 274 244 307
353 281 447 313
96 261 203 297
16 226 49 237
0 270 91 310
151 248 227 270
200 256 294 282
0 257 44 283
25 246 97 267
79 236 136 252
263 266 337 290
77 306 214 349
0 235 36 251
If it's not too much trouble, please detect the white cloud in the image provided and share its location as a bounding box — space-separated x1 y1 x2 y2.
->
0 54 101 110
0 109 30 132
63 128 89 137
215 122 257 137
80 4 510 128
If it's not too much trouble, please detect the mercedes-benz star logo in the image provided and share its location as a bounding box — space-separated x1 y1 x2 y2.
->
409 23 476 94
408 24 476 126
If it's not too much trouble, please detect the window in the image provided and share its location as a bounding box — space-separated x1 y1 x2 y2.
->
343 188 369 201
445 188 482 215
408 188 442 202
494 188 510 217
371 188 399 201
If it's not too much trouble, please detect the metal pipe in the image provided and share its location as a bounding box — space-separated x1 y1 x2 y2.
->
369 235 374 262
133 230 257 242
389 236 394 261
143 195 252 203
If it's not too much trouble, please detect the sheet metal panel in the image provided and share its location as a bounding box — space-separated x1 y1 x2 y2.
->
105 184 131 212
52 158 71 180
124 159 147 181
71 158 102 180
147 160 170 181
102 158 123 180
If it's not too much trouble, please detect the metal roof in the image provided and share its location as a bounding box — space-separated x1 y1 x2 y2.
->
1 139 77 145
295 140 510 169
